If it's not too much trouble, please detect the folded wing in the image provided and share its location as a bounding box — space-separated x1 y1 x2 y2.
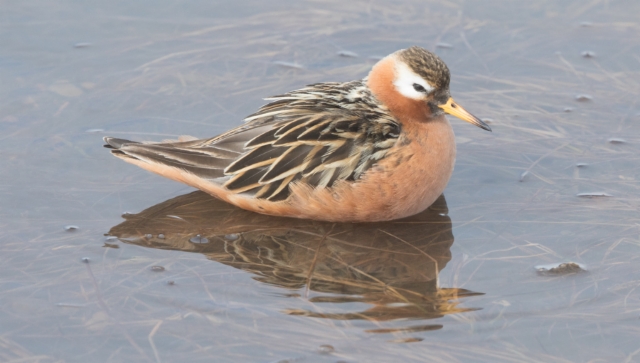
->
105 80 400 202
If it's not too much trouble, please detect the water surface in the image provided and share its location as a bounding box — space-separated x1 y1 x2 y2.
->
1 0 640 362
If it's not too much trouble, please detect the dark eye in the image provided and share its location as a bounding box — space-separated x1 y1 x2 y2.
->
413 83 427 93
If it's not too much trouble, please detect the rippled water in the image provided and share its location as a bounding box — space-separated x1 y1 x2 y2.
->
1 0 639 362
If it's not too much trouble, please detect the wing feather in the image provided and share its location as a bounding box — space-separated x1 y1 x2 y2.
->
225 144 283 174
259 144 315 183
106 80 400 201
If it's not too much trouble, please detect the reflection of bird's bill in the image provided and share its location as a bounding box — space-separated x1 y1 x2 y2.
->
109 192 482 322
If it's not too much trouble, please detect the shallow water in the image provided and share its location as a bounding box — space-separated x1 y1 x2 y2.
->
1 0 640 362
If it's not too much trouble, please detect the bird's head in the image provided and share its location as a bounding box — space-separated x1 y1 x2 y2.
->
368 46 491 132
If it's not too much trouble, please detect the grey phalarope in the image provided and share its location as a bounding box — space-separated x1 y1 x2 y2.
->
104 46 490 222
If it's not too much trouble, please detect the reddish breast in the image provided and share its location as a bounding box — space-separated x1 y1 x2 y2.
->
283 55 457 221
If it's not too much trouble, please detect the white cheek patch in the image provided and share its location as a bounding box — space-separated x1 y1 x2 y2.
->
393 61 433 100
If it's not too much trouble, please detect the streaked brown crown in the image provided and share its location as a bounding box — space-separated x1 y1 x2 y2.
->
398 46 450 90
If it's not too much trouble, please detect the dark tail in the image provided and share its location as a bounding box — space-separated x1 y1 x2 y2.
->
103 137 139 149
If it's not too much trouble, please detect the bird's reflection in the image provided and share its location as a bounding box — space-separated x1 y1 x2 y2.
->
108 191 481 331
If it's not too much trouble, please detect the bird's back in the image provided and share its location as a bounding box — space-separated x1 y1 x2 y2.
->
105 79 402 207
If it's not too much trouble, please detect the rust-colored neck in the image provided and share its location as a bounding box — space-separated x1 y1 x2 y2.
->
366 55 431 123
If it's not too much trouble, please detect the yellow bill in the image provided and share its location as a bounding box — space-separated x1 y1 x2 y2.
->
439 97 491 132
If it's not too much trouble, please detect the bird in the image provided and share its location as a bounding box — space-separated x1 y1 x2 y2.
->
104 46 491 222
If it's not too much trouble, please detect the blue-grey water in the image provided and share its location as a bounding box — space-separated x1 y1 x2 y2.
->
1 0 640 362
